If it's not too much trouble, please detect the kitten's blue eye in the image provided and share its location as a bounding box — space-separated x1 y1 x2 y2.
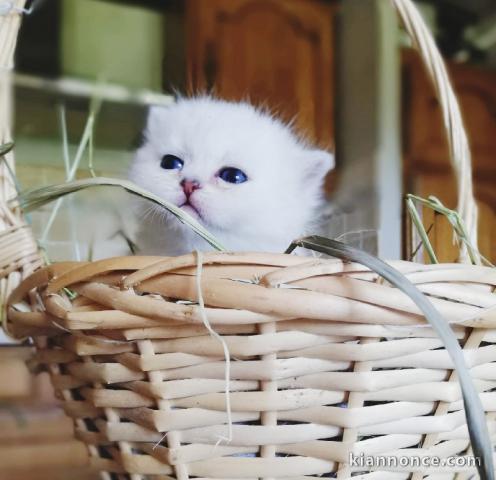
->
218 167 248 184
161 154 184 170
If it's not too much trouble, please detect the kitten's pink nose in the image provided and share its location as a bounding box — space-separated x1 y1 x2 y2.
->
181 179 200 197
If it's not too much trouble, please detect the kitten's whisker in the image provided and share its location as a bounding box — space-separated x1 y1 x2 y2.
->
141 205 156 222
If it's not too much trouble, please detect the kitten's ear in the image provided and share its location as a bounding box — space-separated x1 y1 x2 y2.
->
303 149 334 185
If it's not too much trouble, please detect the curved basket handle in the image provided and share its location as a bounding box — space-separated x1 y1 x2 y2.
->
391 0 478 263
0 0 27 203
0 2 42 336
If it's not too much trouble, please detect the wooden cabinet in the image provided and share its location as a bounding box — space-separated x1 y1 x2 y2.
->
402 50 496 263
185 0 336 147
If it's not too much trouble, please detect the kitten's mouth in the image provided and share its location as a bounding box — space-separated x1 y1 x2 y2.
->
179 201 203 221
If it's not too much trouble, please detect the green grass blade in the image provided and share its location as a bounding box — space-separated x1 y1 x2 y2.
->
0 142 14 156
406 195 438 263
13 176 226 252
408 194 491 266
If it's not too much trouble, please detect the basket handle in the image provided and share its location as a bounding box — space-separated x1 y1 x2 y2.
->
0 2 43 336
0 1 27 204
391 0 478 263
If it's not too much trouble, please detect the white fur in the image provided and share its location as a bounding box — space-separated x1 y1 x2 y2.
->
129 97 333 255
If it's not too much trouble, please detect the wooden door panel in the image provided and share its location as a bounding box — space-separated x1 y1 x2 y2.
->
403 50 496 263
186 0 335 146
405 52 496 177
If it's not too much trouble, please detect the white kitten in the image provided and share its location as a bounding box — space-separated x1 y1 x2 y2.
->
129 97 333 255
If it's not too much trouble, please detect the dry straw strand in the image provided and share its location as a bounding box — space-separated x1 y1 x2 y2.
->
407 194 492 267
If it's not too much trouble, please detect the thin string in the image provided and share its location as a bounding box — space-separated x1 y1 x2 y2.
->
152 431 168 450
195 249 232 444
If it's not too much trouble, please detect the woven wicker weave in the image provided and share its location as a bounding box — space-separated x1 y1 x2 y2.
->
7 254 496 479
2 0 495 479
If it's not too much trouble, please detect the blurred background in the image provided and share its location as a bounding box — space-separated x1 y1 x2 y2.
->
1 0 496 478
12 0 496 265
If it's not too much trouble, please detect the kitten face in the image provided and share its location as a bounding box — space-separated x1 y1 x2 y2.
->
129 97 333 252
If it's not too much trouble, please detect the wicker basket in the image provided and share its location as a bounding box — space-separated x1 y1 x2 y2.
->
3 0 496 479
